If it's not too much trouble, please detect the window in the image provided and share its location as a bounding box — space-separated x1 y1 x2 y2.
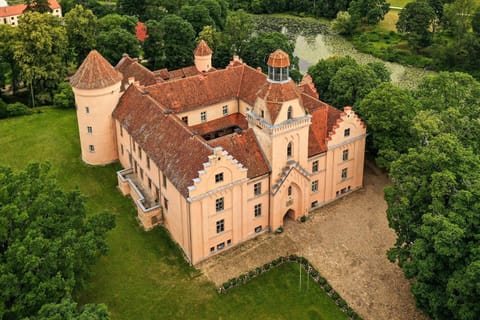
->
215 172 224 183
287 106 292 119
342 168 348 180
344 128 350 137
138 147 142 159
216 219 224 233
343 149 349 161
147 156 150 169
312 160 319 173
87 126 92 134
261 110 264 119
312 180 319 192
254 204 262 217
227 239 232 245
223 105 228 115
140 168 144 180
255 226 262 233
120 126 123 137
287 186 292 196
311 201 319 208
132 142 136 152
181 116 188 125
148 177 152 189
210 247 215 253
217 242 225 250
120 144 124 155
89 145 95 152
254 182 261 196
163 173 167 188
216 197 224 212
287 142 292 157
164 198 168 210
85 106 90 113
201 111 207 122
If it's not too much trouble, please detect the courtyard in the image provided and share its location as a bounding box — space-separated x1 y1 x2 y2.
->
199 164 428 320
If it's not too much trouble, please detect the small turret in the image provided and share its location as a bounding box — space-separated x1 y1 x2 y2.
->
70 50 123 165
194 40 213 73
267 50 290 83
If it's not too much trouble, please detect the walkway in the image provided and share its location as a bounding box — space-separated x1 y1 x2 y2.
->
197 165 427 320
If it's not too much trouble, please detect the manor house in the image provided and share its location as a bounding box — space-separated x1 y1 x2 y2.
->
70 41 366 264
0 0 62 26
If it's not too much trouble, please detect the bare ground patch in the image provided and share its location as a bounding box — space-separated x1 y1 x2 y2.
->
198 165 427 320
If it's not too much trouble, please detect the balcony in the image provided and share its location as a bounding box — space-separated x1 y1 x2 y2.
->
117 168 163 230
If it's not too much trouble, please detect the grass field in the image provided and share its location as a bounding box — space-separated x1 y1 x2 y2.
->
0 108 348 320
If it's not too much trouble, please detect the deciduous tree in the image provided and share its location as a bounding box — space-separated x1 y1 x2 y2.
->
64 4 97 65
397 0 436 49
0 163 115 319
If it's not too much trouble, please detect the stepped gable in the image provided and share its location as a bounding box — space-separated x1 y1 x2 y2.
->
308 107 328 156
113 86 213 197
194 40 213 56
257 80 303 123
298 74 319 99
70 50 123 90
115 54 159 90
209 129 270 179
190 113 248 136
327 105 342 135
147 65 244 113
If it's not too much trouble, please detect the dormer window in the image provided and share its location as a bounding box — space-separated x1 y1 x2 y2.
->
287 106 293 120
287 142 292 158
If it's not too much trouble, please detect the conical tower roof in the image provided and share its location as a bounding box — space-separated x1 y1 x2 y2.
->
194 40 213 56
70 50 123 90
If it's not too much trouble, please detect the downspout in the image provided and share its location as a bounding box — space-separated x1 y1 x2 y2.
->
188 201 193 265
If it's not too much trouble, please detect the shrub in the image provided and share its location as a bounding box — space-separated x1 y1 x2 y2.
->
222 282 230 290
324 284 332 292
300 215 307 222
263 263 271 270
275 226 284 234
53 82 75 109
6 102 32 117
318 277 326 285
337 298 347 308
256 267 262 274
271 259 278 266
229 278 237 286
289 254 297 261
311 270 318 278
331 292 340 300
248 270 255 278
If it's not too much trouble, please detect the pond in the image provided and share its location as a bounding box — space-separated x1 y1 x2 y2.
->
254 15 436 88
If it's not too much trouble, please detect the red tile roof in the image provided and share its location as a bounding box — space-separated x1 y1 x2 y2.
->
115 54 159 90
70 50 123 90
0 0 60 17
190 113 248 136
267 50 290 68
298 74 319 99
194 40 213 56
257 80 303 122
135 22 147 42
209 129 270 179
112 85 213 197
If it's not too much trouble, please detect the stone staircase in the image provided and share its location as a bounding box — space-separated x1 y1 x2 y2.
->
271 160 311 194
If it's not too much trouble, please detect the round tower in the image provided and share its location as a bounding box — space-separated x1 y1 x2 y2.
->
194 40 213 73
70 50 123 165
267 49 290 83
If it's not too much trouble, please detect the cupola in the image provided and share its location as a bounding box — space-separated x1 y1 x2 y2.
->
194 40 213 73
267 50 290 83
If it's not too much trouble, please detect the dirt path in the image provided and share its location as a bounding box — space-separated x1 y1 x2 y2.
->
198 166 427 320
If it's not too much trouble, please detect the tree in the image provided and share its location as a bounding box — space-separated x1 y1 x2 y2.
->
0 24 19 93
13 12 68 106
242 32 297 72
179 5 215 34
199 0 228 30
223 9 253 56
24 0 52 13
397 0 436 49
0 163 115 319
64 5 98 65
34 297 110 320
154 14 196 69
97 13 137 34
53 82 75 109
348 0 389 25
386 134 480 319
443 0 476 41
357 83 418 168
331 11 356 36
307 56 357 102
96 28 140 64
117 0 146 17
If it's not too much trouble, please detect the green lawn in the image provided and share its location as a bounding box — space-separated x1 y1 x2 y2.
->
0 108 348 320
